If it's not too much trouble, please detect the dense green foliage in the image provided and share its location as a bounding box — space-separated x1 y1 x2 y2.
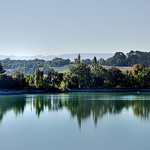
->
100 50 150 66
0 63 5 74
0 61 64 90
0 64 27 89
1 52 150 90
62 59 150 89
1 50 150 76
0 57 70 75
75 50 150 66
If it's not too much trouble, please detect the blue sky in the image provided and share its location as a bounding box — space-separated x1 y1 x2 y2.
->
0 0 150 56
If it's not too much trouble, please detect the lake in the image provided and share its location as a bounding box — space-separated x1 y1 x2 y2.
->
0 92 150 150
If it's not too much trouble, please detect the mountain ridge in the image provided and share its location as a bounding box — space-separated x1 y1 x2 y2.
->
0 53 114 60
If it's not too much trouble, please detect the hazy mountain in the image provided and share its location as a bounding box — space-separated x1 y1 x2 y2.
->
0 53 114 60
57 53 114 60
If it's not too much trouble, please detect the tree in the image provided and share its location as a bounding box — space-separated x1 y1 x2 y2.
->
77 54 81 65
91 65 107 88
29 75 33 85
131 64 150 87
47 71 63 88
25 75 33 86
82 59 92 65
92 57 98 69
105 67 125 87
0 58 70 75
122 70 135 88
105 52 127 66
98 58 105 65
12 70 27 89
34 68 44 88
0 63 5 74
74 58 77 64
69 63 91 88
0 74 16 89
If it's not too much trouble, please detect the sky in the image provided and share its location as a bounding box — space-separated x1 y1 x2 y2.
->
0 0 150 56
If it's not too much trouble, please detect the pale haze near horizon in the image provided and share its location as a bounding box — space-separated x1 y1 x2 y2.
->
0 0 150 56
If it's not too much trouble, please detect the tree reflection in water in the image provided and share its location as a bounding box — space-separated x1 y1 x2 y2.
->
0 94 150 126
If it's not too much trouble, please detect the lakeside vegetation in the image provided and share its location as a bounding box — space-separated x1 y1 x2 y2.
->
0 52 150 91
0 50 149 75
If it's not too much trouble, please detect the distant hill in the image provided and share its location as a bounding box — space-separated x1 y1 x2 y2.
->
0 53 114 60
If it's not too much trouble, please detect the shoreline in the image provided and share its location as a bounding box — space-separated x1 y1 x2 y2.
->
70 88 150 92
0 89 49 95
0 88 150 95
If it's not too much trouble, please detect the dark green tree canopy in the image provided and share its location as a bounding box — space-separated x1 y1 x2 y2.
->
92 56 98 68
82 59 92 65
77 54 81 65
105 52 127 66
0 62 5 74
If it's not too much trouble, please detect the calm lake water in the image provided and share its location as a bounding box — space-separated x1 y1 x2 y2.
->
0 92 150 150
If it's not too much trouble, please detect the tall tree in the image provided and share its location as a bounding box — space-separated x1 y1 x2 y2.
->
47 71 63 88
0 63 5 74
98 58 105 65
91 65 107 88
92 57 98 69
91 57 107 88
34 68 44 88
12 70 27 89
77 54 81 65
69 63 91 88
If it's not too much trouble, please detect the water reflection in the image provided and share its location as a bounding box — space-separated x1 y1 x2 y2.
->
0 96 26 122
33 96 63 117
0 93 150 126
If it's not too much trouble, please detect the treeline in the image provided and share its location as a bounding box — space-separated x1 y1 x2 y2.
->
0 54 150 90
62 54 150 89
0 57 70 75
80 50 150 66
0 66 63 90
0 50 150 75
99 51 150 66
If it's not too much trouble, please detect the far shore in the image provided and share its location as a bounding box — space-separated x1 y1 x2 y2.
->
1 88 150 95
70 88 150 92
0 89 49 95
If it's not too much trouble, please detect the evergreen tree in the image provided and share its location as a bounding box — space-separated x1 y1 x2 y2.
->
34 68 44 88
92 57 98 70
77 54 81 65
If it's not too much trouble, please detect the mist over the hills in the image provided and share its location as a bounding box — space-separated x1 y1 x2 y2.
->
0 53 114 60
